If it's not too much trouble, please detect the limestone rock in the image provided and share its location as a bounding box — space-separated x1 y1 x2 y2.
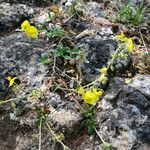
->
0 3 34 33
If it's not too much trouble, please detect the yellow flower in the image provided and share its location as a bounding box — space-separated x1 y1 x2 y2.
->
25 26 38 38
21 20 30 31
81 88 102 105
93 88 103 97
99 74 107 84
100 67 107 74
125 38 133 53
77 87 84 94
21 20 38 38
115 32 125 41
6 76 17 87
82 89 95 105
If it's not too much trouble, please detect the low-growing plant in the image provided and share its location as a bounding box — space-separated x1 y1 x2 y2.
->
46 26 65 38
143 52 150 64
68 0 83 17
53 46 79 60
39 54 51 65
116 1 147 26
82 104 96 135
28 89 42 100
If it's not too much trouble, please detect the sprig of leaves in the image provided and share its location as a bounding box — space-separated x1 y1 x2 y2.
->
82 104 96 135
53 46 79 60
116 2 147 26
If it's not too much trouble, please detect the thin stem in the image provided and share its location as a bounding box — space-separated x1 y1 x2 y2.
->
94 127 105 144
39 120 42 150
139 29 148 53
0 97 26 105
46 122 69 149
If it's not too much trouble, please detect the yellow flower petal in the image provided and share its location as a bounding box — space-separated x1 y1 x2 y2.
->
100 67 107 74
125 38 133 53
25 26 38 38
115 32 125 41
21 20 30 31
6 76 17 87
81 88 102 105
77 87 84 94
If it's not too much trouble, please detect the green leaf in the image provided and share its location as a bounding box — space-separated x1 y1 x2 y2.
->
39 55 50 65
103 142 112 150
63 55 72 60
87 125 95 135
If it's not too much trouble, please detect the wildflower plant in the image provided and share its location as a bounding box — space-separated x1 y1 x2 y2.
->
53 46 79 60
78 86 103 135
99 32 134 84
78 87 102 105
46 26 65 38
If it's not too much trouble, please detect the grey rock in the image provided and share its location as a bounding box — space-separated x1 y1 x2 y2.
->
77 36 116 85
84 2 104 18
0 3 34 33
128 75 150 98
96 76 150 150
0 32 49 98
0 0 49 6
46 106 82 137
104 77 124 102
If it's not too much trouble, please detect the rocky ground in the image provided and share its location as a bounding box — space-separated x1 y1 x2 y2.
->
0 0 150 150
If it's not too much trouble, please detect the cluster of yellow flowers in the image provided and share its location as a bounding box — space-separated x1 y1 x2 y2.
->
115 32 134 53
78 87 103 105
99 67 108 84
21 20 38 38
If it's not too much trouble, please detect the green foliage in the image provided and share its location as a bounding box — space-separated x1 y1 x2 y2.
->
28 89 42 100
143 52 150 64
82 104 96 135
103 142 112 150
35 106 46 126
68 0 82 17
39 54 51 65
116 2 147 26
46 27 65 38
53 46 79 60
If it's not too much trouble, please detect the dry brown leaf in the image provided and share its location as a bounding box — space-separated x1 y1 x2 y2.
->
50 5 60 14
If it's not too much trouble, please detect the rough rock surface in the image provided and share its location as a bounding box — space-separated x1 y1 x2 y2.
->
95 75 150 150
0 32 82 150
0 0 149 150
0 0 49 6
76 28 131 85
0 3 34 34
0 32 49 98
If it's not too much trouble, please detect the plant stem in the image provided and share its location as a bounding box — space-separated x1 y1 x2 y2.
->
94 127 105 144
139 29 148 53
39 120 42 150
0 97 26 105
46 122 70 149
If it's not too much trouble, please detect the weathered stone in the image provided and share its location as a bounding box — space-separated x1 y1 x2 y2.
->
77 36 116 85
0 32 49 98
0 3 34 34
46 106 82 137
0 0 50 6
84 2 104 18
128 75 150 98
96 75 150 150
